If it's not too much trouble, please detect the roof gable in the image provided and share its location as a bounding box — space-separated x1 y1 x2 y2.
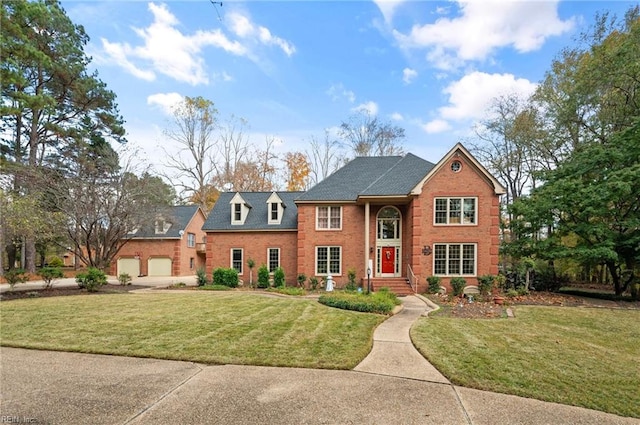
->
411 143 507 196
128 205 203 239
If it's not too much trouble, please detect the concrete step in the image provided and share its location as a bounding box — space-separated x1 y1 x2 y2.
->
371 278 414 296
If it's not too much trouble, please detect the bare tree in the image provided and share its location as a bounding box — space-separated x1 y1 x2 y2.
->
338 111 405 157
307 130 343 185
162 96 218 211
211 115 251 191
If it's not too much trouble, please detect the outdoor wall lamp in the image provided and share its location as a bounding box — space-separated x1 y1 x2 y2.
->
422 245 432 256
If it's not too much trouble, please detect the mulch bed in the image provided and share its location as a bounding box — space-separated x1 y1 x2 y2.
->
427 291 640 319
0 284 149 301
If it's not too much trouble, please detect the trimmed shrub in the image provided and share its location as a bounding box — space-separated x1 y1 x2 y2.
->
450 276 466 297
257 265 270 288
75 267 107 292
118 272 132 286
477 274 495 296
318 290 400 314
47 256 64 268
212 267 239 288
426 276 441 294
309 276 319 290
39 267 64 289
273 267 285 287
196 267 209 286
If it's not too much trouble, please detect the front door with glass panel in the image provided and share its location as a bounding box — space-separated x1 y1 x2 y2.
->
376 207 401 277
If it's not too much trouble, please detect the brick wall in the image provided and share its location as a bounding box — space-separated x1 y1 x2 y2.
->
205 231 298 286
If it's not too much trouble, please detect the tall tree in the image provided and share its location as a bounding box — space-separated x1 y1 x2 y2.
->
162 96 218 212
284 151 310 191
508 119 640 295
1 0 125 272
307 130 343 185
338 111 405 157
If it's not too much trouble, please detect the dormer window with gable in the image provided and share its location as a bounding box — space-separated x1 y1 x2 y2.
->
230 193 250 225
155 219 171 234
267 192 284 225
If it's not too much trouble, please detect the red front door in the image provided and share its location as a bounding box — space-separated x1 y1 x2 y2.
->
381 247 395 274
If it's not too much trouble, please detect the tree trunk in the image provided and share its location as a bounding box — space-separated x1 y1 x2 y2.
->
606 261 624 296
25 236 37 273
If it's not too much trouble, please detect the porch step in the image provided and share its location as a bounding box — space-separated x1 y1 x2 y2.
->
371 278 415 296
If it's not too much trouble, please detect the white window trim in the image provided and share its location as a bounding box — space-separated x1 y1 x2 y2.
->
315 206 342 230
231 248 243 275
433 243 477 276
268 202 283 225
433 197 478 226
187 233 196 248
267 247 280 273
315 246 342 276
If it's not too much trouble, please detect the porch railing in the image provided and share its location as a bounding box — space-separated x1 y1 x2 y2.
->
407 264 418 293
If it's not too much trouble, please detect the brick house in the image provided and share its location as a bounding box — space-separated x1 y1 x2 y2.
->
203 144 505 293
112 205 207 277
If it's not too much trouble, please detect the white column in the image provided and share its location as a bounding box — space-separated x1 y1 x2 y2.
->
364 202 370 274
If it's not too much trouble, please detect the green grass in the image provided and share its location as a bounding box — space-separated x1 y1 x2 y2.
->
0 293 385 369
412 306 640 418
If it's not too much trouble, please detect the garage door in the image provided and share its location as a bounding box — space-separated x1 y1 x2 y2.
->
148 257 172 276
117 258 140 277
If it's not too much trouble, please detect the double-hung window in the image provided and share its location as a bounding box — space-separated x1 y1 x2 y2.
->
433 243 476 276
434 197 477 225
187 233 196 248
268 248 280 272
231 249 243 274
316 246 341 275
316 206 342 230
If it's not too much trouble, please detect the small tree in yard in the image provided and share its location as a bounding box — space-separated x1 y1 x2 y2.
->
257 265 270 288
39 267 64 289
247 259 256 288
4 269 28 291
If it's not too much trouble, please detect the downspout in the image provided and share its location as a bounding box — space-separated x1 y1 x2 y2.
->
365 202 370 279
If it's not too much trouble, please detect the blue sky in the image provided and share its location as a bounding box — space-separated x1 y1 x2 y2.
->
63 0 636 181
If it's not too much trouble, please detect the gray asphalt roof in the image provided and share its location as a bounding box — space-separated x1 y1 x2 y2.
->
202 191 304 231
129 205 201 239
296 153 435 202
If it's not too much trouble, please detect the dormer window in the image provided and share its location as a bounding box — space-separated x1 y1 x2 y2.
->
230 193 250 225
267 192 284 225
155 219 171 234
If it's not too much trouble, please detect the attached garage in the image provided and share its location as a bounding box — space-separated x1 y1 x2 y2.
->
148 257 172 276
117 258 140 277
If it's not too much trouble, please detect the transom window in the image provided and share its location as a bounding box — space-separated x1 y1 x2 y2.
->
268 248 280 272
316 246 341 275
433 243 476 276
377 207 401 240
435 197 477 225
316 206 342 230
231 248 243 274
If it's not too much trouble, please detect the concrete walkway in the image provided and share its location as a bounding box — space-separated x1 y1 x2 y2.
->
1 295 637 424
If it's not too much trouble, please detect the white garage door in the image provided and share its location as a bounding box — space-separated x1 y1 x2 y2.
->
117 258 140 277
148 257 172 276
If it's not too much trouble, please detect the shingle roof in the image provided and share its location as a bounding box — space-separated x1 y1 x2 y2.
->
296 153 435 202
129 205 201 239
202 191 304 231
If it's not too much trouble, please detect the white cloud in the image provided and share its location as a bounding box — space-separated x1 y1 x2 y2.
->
351 101 379 116
99 3 294 85
393 1 574 69
373 0 407 24
438 71 537 121
390 112 404 121
326 83 356 103
147 92 184 115
227 11 296 57
402 67 418 84
422 119 451 134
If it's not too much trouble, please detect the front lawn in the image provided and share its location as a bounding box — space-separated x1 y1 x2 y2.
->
412 306 640 418
0 293 385 369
